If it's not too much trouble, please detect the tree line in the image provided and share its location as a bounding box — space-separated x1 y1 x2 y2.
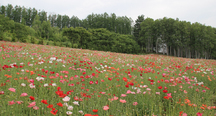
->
134 15 216 59
0 4 138 54
1 4 216 59
0 4 132 34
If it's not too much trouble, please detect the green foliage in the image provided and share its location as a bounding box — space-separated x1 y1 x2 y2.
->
38 38 44 45
46 41 54 46
73 43 79 48
13 22 28 42
1 4 216 58
2 31 13 41
133 15 144 43
88 28 140 54
62 27 92 48
61 36 68 42
0 25 3 40
31 37 36 44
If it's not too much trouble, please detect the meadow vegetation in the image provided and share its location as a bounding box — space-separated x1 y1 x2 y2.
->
0 41 215 116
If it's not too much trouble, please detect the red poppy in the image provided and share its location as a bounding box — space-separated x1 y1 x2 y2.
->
57 102 63 107
29 96 35 100
50 110 58 115
41 99 48 104
79 98 83 101
158 86 163 89
129 82 134 86
92 109 98 113
125 85 129 88
74 96 79 101
163 90 168 93
0 91 4 94
47 104 53 108
92 73 95 76
179 111 183 116
93 114 99 116
108 78 112 81
89 81 94 84
123 77 127 82
163 96 169 99
57 87 61 91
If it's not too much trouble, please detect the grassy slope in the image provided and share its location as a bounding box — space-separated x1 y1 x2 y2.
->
0 41 215 116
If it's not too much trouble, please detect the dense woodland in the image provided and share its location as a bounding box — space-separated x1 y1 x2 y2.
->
1 4 216 59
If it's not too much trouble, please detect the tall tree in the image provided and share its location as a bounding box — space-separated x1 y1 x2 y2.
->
26 7 32 26
140 17 154 53
56 14 62 29
21 7 27 25
41 20 51 39
31 8 38 26
70 15 80 28
48 14 57 27
133 15 144 51
6 4 13 19
32 15 42 38
12 5 22 23
0 5 6 16
38 10 47 23
62 15 70 28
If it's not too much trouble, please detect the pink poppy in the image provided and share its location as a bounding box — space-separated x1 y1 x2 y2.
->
133 102 138 105
120 99 126 103
8 100 16 105
8 88 16 92
103 106 109 111
33 106 39 110
121 94 127 97
126 90 131 94
20 93 28 97
28 102 36 107
62 96 70 102
113 96 118 100
16 101 23 104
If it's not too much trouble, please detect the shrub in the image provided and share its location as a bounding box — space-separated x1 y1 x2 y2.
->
73 43 78 48
38 38 44 45
31 37 36 44
2 31 13 41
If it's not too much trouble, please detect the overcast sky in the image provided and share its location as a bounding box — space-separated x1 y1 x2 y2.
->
1 0 216 27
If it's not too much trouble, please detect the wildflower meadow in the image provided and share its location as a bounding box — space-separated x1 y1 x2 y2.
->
0 41 215 116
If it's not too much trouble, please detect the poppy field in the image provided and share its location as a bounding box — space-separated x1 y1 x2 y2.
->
0 41 216 116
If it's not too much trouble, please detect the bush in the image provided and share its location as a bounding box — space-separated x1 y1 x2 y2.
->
67 42 72 48
73 43 78 48
62 36 68 42
12 36 18 42
38 38 44 45
47 41 54 46
31 37 36 44
54 41 61 46
2 31 13 41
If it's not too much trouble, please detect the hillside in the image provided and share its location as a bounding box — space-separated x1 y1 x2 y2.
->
0 41 215 116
